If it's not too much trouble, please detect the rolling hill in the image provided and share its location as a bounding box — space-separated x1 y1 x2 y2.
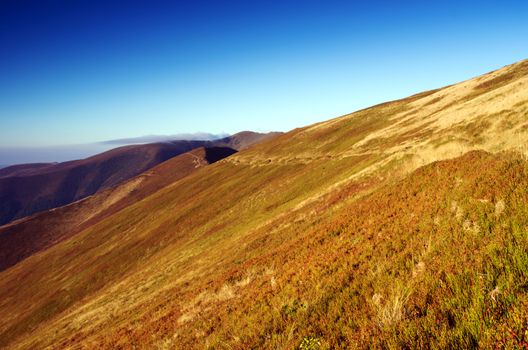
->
1 60 528 349
0 163 57 178
0 146 236 272
0 132 278 226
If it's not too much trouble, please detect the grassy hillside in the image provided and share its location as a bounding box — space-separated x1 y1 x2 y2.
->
0 147 236 272
0 131 277 226
0 141 207 226
0 60 527 349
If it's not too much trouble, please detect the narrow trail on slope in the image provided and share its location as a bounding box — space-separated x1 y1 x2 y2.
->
222 152 379 167
189 153 206 168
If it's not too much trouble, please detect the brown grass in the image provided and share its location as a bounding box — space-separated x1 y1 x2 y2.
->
1 59 528 349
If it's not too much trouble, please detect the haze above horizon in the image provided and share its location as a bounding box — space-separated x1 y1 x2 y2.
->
1 0 527 155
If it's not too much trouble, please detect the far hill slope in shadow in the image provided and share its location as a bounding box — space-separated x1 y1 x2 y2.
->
0 163 58 178
0 146 236 272
0 131 280 225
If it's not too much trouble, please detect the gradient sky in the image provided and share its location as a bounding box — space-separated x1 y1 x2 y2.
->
1 0 527 160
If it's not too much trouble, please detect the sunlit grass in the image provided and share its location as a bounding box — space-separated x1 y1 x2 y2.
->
1 60 528 349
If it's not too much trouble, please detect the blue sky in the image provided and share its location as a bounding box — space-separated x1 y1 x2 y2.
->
1 0 527 163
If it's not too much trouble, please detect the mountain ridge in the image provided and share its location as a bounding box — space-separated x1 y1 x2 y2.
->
1 59 528 349
0 131 280 226
0 146 237 272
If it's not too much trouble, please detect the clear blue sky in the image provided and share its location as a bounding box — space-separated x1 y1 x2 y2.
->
1 0 527 156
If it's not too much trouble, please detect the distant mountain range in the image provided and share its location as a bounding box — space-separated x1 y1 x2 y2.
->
0 146 238 272
0 131 280 226
0 132 255 166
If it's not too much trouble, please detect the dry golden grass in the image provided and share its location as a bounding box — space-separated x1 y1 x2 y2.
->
1 59 528 349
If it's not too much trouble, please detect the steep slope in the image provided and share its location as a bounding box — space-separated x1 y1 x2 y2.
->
0 147 236 272
0 132 277 225
0 60 528 349
0 141 206 226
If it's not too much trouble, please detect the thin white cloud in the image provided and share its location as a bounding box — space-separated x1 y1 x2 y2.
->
100 132 230 145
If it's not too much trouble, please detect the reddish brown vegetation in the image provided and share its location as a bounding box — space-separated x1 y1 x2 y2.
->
0 147 235 272
0 60 527 349
0 132 279 226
